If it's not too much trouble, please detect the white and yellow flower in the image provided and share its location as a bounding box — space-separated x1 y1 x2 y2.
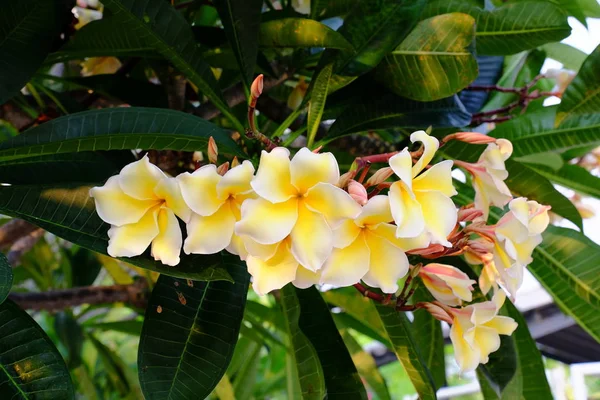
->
235 147 361 272
90 155 191 266
388 130 458 246
449 290 518 373
320 196 410 293
419 263 476 306
177 160 255 258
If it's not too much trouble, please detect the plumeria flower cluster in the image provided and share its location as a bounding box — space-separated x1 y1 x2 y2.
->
90 124 549 373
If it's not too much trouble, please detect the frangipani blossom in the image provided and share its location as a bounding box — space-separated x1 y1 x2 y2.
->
449 291 518 373
420 263 476 306
320 196 410 293
388 131 458 247
90 155 191 266
177 160 255 258
235 147 361 272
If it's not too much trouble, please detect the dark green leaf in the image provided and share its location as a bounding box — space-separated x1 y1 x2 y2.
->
138 260 250 400
54 312 85 368
232 344 261 400
258 18 353 50
541 42 587 71
64 247 103 287
0 120 18 142
45 14 157 64
477 336 517 396
307 62 333 147
412 285 445 389
557 44 600 124
513 152 564 170
529 163 600 198
101 0 243 131
376 13 478 101
310 0 360 19
0 108 243 161
325 93 471 142
280 285 325 399
0 300 74 399
294 286 367 399
0 0 72 104
376 304 437 399
85 319 144 336
0 182 233 281
213 0 262 92
0 252 12 304
88 334 133 396
422 1 571 55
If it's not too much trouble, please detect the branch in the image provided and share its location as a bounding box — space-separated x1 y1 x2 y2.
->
7 228 45 265
9 279 149 311
0 219 40 249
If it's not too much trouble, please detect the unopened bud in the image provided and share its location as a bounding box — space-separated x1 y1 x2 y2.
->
348 180 368 205
251 74 264 99
420 302 453 324
287 77 309 110
442 131 497 145
338 171 355 188
208 136 218 164
231 156 240 168
365 167 394 187
458 207 484 222
217 161 230 176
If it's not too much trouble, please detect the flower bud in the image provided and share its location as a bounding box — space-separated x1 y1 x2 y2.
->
338 170 355 188
217 161 230 176
251 74 263 99
347 180 368 205
287 77 309 110
231 156 241 168
365 167 394 187
207 136 218 164
443 131 497 145
419 263 476 306
458 207 484 222
420 302 453 324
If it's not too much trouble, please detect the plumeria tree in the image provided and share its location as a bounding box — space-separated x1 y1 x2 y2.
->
0 0 600 398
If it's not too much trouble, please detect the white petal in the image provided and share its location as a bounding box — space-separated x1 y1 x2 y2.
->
416 191 457 247
361 232 409 293
304 183 361 228
151 208 183 266
389 149 413 191
247 241 298 295
235 198 298 244
290 148 339 193
320 233 370 287
184 202 236 254
389 182 425 239
177 165 224 216
410 130 439 176
332 219 362 249
293 266 321 289
118 155 165 200
290 202 333 271
355 195 393 228
154 177 192 222
107 206 160 257
251 147 297 203
217 160 255 198
90 176 158 226
413 160 457 197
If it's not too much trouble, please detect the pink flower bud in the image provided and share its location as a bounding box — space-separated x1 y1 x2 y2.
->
420 263 476 306
443 131 497 145
365 167 394 187
231 156 240 168
348 180 368 205
207 136 218 164
217 161 230 176
458 207 484 222
420 302 453 324
338 171 355 188
251 74 264 99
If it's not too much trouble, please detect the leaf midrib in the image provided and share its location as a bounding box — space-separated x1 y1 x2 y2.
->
476 26 568 36
390 50 471 56
0 362 29 398
0 2 40 49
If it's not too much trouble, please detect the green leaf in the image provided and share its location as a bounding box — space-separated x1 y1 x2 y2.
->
411 285 445 389
88 333 135 396
280 284 325 399
85 320 144 336
422 1 571 55
375 305 436 399
138 260 250 400
0 0 72 104
258 18 353 50
325 93 471 142
541 42 587 71
340 329 391 400
307 62 333 148
101 0 243 131
477 336 517 396
0 299 74 399
557 44 600 124
310 0 360 19
504 160 583 230
294 286 367 399
513 152 564 170
54 312 85 368
529 163 600 198
376 13 478 101
0 182 233 281
213 0 262 93
0 252 12 304
0 108 243 161
45 14 157 64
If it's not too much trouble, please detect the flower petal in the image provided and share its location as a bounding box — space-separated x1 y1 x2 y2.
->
217 160 255 198
484 316 518 336
389 149 413 191
304 182 361 228
154 177 192 222
118 155 165 200
151 208 183 266
361 232 409 293
90 176 158 226
466 326 501 364
293 266 321 289
332 219 362 248
242 236 281 260
252 147 297 203
416 191 457 247
389 182 425 239
236 198 298 244
184 202 236 254
177 165 224 216
412 160 457 197
450 320 480 373
370 223 430 252
227 234 249 260
411 130 439 176
107 206 160 257
290 148 339 193
247 241 298 296
290 202 333 271
356 195 393 228
320 232 370 287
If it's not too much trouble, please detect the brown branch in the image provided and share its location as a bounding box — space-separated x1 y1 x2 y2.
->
9 279 149 311
7 228 45 265
0 219 40 249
